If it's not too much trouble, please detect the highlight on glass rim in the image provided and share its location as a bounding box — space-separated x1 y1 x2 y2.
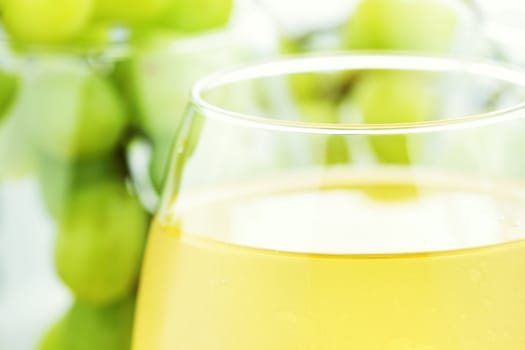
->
1 0 525 349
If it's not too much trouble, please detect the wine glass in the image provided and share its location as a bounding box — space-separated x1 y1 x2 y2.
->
134 54 525 349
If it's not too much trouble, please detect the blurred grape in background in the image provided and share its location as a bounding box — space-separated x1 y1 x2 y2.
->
256 0 525 168
265 0 476 166
0 0 524 349
0 0 268 348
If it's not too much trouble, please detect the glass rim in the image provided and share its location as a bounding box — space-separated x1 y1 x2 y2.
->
191 52 525 135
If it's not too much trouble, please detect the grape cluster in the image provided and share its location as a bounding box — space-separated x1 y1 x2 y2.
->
282 0 458 166
2 0 233 46
0 0 233 349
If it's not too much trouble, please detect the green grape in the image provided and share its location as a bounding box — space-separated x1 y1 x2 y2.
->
353 72 436 163
148 135 173 193
36 154 124 219
108 58 143 128
298 97 342 124
95 0 170 24
39 296 135 350
61 296 135 350
289 73 324 102
55 179 148 304
283 33 356 105
3 0 93 45
129 41 190 141
344 0 458 52
130 36 235 141
325 135 351 165
289 70 355 104
279 36 302 55
0 69 19 122
38 320 65 350
159 0 233 33
69 23 112 49
18 60 127 159
298 101 351 165
77 72 127 155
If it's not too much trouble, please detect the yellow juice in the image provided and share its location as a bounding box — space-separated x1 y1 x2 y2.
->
133 172 525 350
